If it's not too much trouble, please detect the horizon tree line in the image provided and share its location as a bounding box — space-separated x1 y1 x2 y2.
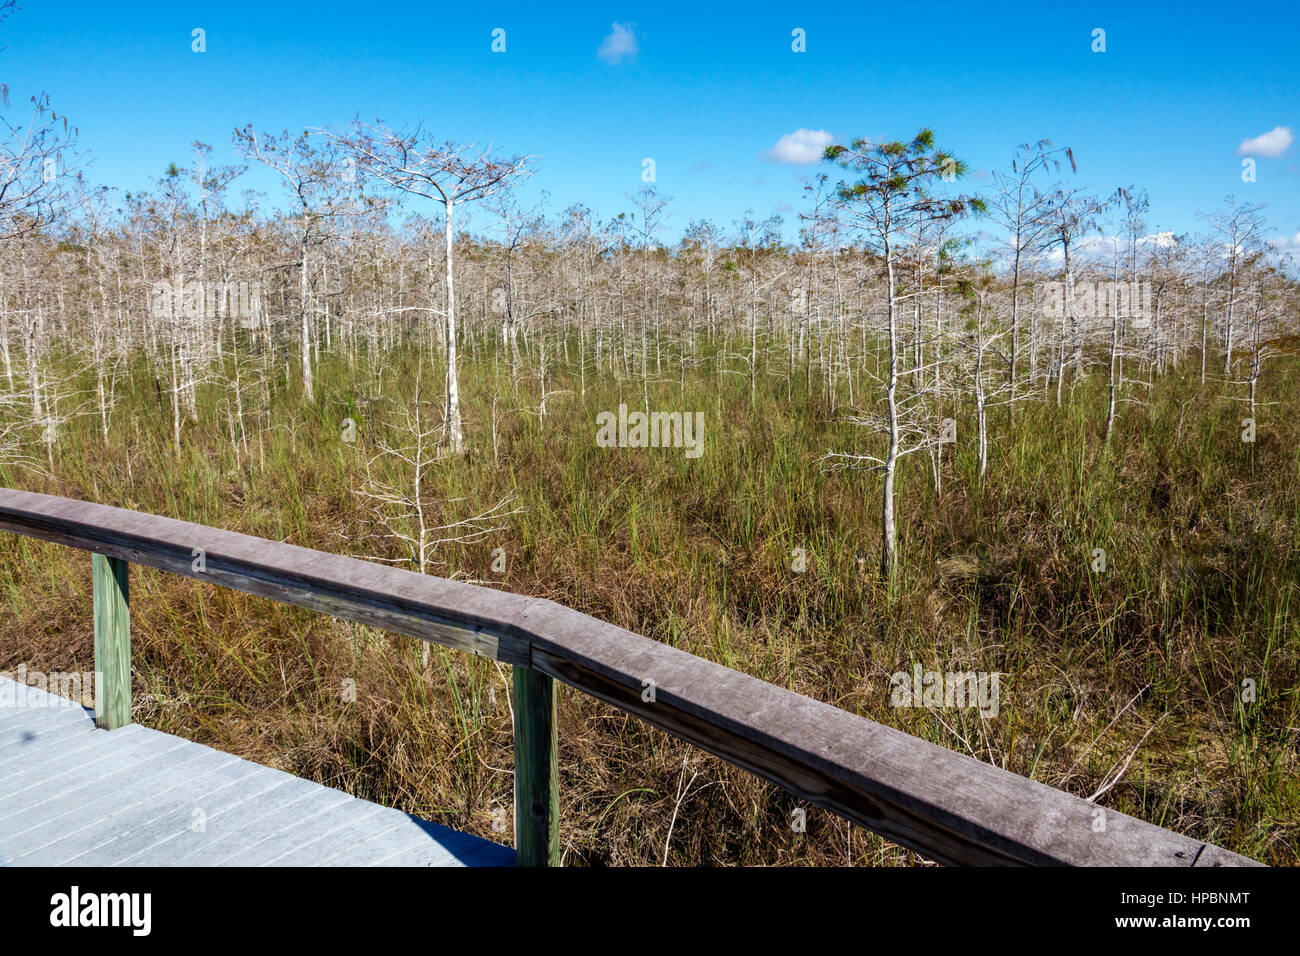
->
1 100 1296 581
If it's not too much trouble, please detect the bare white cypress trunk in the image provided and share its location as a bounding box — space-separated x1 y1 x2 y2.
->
1223 253 1237 376
301 239 314 403
1104 257 1120 445
444 198 464 454
881 222 899 584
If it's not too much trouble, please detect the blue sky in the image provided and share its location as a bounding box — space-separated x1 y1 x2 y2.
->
3 1 1297 249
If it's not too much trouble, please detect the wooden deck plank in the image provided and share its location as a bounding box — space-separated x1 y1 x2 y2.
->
27 753 254 865
0 694 100 741
0 713 95 756
162 779 354 865
254 803 395 865
0 743 215 850
11 759 265 865
0 677 513 867
208 789 367 866
0 736 192 822
0 723 159 798
103 774 312 866
306 812 487 867
0 696 89 731
0 706 92 741
0 719 178 794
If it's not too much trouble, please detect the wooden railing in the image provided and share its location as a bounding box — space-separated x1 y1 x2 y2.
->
0 488 1261 867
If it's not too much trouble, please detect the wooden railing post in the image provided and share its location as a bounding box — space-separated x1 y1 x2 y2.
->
93 553 131 729
513 665 559 866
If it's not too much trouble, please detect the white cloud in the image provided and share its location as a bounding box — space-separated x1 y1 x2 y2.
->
598 23 637 64
1270 231 1300 255
1236 126 1294 158
766 129 834 165
1036 231 1179 267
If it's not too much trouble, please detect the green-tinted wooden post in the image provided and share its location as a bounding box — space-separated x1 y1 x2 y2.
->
513 665 559 866
93 553 131 730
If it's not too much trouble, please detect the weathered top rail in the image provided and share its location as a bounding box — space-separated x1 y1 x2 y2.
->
0 488 1260 867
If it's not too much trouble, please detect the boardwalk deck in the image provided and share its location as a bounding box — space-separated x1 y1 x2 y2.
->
0 677 515 867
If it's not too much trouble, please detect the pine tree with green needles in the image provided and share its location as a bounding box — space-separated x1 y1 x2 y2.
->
821 129 985 584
